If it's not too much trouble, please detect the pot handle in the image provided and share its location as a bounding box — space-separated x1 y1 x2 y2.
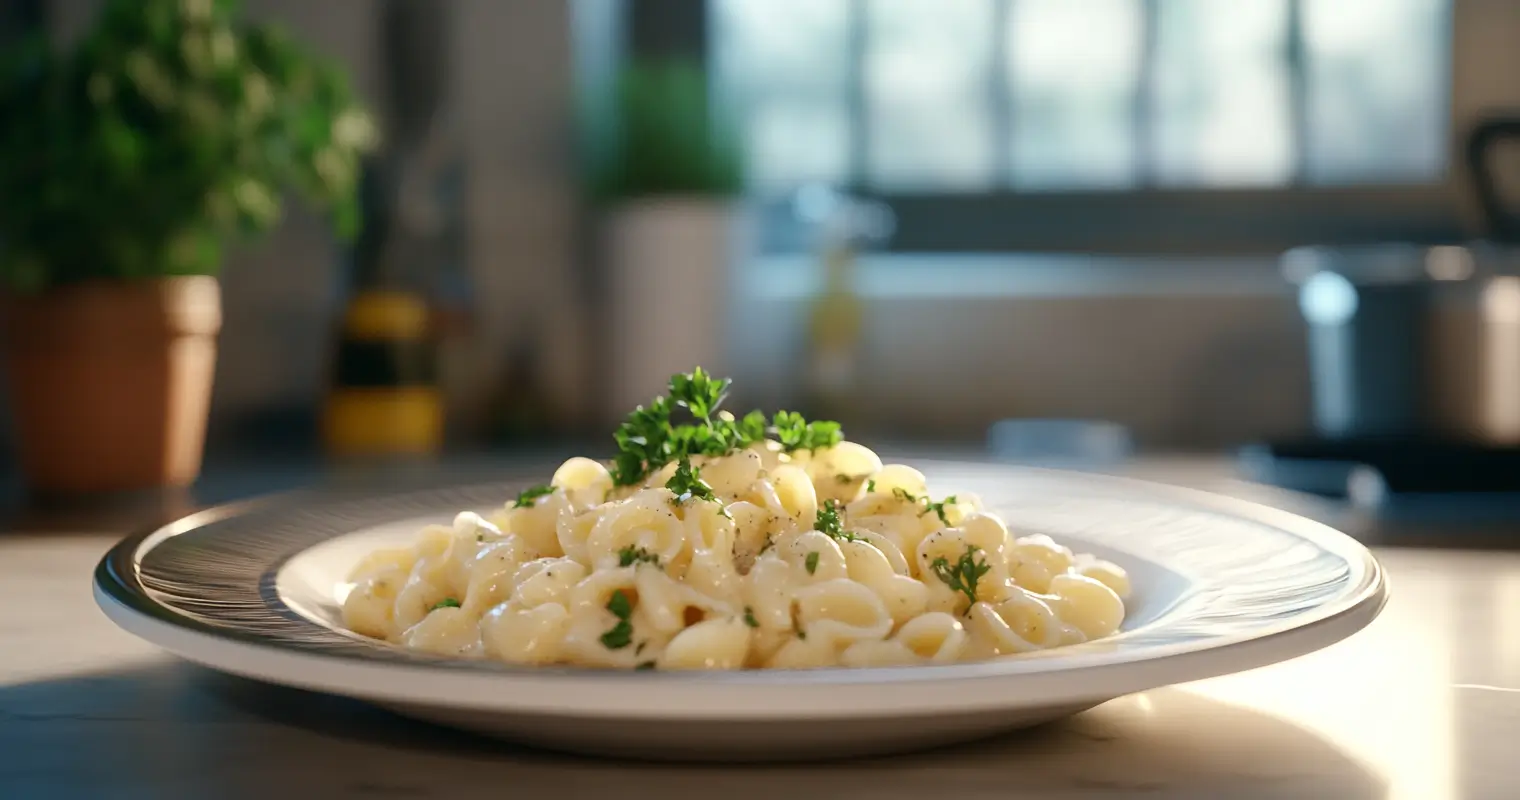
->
1466 115 1520 242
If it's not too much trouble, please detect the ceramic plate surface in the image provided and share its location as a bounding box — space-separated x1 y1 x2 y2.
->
95 462 1386 761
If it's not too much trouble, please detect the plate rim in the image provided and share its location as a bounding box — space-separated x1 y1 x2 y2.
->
93 465 1388 719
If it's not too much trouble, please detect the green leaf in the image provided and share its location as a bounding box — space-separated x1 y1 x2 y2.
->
815 499 865 543
617 545 661 568
665 457 723 517
607 589 633 620
0 0 376 292
601 591 636 650
513 484 555 509
930 545 991 615
922 495 958 527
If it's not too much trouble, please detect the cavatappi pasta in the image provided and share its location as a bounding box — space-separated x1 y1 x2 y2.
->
342 441 1131 670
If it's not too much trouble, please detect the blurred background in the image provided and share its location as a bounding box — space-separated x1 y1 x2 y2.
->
2 0 1519 527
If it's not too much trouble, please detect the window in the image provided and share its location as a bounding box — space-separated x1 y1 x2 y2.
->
713 0 1457 254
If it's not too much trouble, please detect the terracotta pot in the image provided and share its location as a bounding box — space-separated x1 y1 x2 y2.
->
1 277 221 495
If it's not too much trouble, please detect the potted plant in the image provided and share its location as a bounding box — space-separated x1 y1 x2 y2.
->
0 0 374 495
584 57 744 422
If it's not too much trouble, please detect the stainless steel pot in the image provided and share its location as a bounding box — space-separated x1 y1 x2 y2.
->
1288 116 1520 445
1287 242 1520 444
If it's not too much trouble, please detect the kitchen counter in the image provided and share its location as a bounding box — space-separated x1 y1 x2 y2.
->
2 457 1518 798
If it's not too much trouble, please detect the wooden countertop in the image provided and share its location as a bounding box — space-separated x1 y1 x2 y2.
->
2 458 1518 798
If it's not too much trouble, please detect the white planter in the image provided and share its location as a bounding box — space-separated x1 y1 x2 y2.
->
604 197 739 420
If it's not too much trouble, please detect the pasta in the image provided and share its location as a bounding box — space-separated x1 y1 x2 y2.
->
341 370 1129 670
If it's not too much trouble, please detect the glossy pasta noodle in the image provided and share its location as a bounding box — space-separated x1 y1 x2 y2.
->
341 439 1132 670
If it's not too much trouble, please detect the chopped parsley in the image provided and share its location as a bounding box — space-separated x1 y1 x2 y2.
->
617 545 662 568
815 499 844 536
930 545 992 615
866 478 877 493
429 598 461 611
814 499 866 543
600 590 635 649
923 495 958 526
635 641 647 655
743 606 759 628
804 551 819 575
835 473 853 484
887 487 957 526
513 484 555 508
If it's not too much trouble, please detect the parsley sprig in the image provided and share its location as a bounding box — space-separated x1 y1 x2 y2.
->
666 457 717 503
600 589 635 649
429 598 461 611
608 368 845 487
771 411 843 452
930 545 992 615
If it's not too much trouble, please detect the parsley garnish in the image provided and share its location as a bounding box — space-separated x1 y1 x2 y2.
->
666 457 717 503
771 411 843 452
429 598 461 611
922 495 958 526
607 369 844 486
617 545 662 568
866 478 877 493
815 500 866 543
513 484 555 508
670 368 729 420
930 545 992 615
892 487 921 504
736 410 768 443
805 551 819 575
835 473 852 484
600 590 635 649
743 606 759 628
816 499 844 536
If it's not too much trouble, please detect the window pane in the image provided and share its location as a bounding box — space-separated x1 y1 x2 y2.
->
1152 0 1293 186
713 0 850 187
746 102 853 186
1303 0 1447 184
864 0 996 189
1008 0 1142 189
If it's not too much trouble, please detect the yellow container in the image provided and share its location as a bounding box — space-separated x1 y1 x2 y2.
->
322 290 443 457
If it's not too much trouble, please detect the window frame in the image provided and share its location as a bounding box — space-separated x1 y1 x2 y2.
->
702 0 1469 256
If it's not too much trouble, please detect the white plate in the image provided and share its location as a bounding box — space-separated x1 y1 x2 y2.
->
95 462 1386 761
